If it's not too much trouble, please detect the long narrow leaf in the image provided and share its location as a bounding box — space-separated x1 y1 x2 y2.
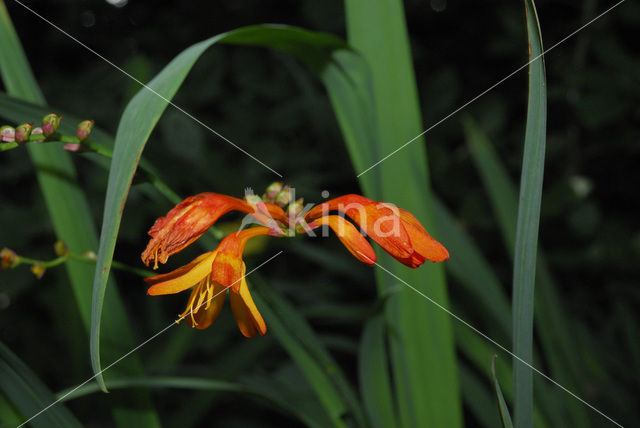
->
464 115 590 426
358 316 397 428
56 376 323 428
252 277 367 428
0 3 160 426
512 1 546 427
492 356 515 428
344 1 462 426
89 24 350 390
0 342 81 428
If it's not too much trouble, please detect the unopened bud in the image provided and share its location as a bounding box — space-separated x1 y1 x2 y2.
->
245 194 263 206
54 241 68 257
31 127 43 135
287 197 304 218
82 250 97 260
0 126 15 143
76 120 94 141
263 181 283 202
0 248 19 270
30 263 46 279
275 185 292 207
41 114 61 137
14 123 33 143
63 143 85 152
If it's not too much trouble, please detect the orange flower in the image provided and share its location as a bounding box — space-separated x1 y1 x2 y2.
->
142 188 449 336
145 228 272 336
304 194 449 268
141 192 286 268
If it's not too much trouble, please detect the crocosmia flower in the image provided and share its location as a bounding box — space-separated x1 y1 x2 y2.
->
304 194 449 267
142 186 449 337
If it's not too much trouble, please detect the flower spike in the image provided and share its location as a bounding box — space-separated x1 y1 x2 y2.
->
142 186 449 336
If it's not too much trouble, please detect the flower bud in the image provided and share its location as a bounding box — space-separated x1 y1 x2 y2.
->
0 248 19 270
41 114 61 137
275 185 292 207
63 143 85 152
31 127 43 135
263 181 283 202
82 250 97 260
245 194 263 206
14 123 33 143
76 120 94 141
30 263 46 279
0 126 15 143
54 240 68 257
287 197 304 218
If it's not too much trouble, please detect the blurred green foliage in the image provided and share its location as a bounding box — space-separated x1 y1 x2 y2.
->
1 0 638 427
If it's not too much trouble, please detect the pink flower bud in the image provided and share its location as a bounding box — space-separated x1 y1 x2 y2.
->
15 123 33 143
263 181 283 202
41 114 61 137
275 185 292 207
63 143 85 152
32 127 43 135
0 126 15 143
287 198 305 218
76 120 94 141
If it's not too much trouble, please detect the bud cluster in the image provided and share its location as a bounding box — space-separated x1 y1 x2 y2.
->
0 114 94 150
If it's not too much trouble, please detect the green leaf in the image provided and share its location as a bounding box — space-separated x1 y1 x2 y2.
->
0 3 160 426
343 1 461 426
88 24 350 391
252 277 367 428
55 375 323 427
358 316 397 428
0 341 82 428
464 115 590 426
512 1 546 427
492 356 515 428
459 365 501 428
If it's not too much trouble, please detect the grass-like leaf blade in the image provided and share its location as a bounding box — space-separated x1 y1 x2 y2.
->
344 1 462 426
492 355 515 428
512 1 546 427
89 24 350 391
464 115 590 426
0 341 81 428
0 3 160 426
252 277 367 427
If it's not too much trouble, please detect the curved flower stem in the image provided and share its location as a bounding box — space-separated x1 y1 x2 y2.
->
15 251 154 278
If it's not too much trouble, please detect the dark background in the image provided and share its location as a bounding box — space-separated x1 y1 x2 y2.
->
1 0 638 426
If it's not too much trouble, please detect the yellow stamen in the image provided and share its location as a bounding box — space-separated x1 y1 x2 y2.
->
153 246 159 270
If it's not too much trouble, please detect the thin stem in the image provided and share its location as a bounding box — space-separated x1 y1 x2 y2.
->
67 253 154 278
16 251 155 279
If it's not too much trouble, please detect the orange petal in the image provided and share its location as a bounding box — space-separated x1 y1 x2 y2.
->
141 193 253 267
145 251 217 295
303 194 372 222
211 227 272 288
304 195 413 260
312 215 376 265
184 282 227 330
398 208 449 263
229 266 266 337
